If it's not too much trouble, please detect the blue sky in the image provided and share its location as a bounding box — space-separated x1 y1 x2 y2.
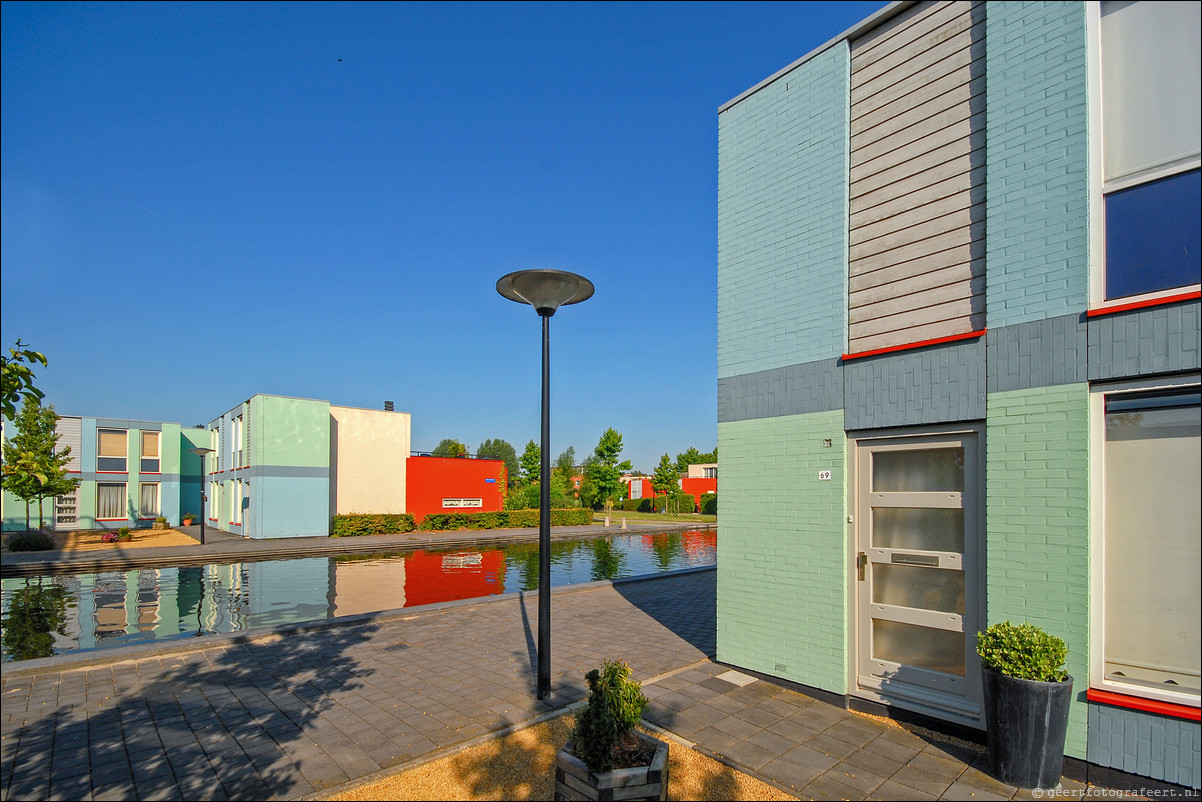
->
2 0 887 473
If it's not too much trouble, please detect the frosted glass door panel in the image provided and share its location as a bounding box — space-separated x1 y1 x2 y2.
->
873 620 966 677
872 448 964 492
872 508 964 552
873 564 965 615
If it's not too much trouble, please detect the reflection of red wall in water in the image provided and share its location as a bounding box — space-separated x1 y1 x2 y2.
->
680 477 717 511
406 456 507 522
639 529 717 560
404 549 506 607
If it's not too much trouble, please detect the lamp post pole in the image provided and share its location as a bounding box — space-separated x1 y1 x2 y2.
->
188 447 215 546
497 269 593 701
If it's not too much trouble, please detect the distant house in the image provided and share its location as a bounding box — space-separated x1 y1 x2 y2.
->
718 0 1199 789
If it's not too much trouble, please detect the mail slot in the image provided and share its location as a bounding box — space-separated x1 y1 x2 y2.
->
890 553 940 567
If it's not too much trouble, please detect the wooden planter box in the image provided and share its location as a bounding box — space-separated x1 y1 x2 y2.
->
555 731 668 801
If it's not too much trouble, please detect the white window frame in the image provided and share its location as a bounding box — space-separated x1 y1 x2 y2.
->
1085 1 1202 312
96 428 128 473
1088 372 1201 707
140 430 161 474
96 482 127 521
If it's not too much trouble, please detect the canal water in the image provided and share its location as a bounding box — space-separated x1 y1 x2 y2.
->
0 530 715 662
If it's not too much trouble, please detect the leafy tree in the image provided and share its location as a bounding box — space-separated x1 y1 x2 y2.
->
431 438 468 458
1 399 79 530
553 446 576 479
476 438 519 487
519 439 541 484
651 454 680 505
2 340 48 421
2 579 68 661
674 446 717 474
585 428 632 511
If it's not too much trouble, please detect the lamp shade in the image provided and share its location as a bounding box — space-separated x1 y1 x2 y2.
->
496 269 594 316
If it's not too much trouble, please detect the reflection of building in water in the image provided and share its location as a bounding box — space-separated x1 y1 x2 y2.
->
331 558 407 617
403 549 505 607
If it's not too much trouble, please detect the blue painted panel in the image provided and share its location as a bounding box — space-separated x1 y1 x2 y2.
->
252 475 329 538
1106 169 1202 300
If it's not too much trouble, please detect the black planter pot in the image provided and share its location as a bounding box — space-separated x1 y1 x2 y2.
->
981 668 1073 790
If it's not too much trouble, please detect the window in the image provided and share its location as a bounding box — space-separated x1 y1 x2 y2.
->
234 479 243 525
1099 383 1200 702
1097 1 1201 303
139 483 160 518
97 429 127 472
96 483 126 520
140 431 160 473
233 416 243 467
630 481 642 499
703 467 717 479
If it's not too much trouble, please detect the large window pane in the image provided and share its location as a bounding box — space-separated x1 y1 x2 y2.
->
1101 1 1201 183
140 431 160 473
139 483 160 518
97 483 126 519
97 429 127 472
872 448 964 492
1104 391 1201 694
1105 169 1202 300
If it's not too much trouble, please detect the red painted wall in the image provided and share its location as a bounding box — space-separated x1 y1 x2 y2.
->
680 477 717 512
627 477 655 500
406 456 506 522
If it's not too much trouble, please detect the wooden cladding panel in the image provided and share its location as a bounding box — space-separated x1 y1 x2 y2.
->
848 0 985 354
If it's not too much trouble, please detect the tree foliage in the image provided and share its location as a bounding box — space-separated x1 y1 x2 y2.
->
519 439 541 483
1 399 80 530
585 428 632 509
2 340 48 422
476 438 518 486
674 446 717 474
651 454 680 501
431 438 468 458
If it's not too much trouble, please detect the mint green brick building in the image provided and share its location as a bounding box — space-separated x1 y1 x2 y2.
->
718 0 1199 789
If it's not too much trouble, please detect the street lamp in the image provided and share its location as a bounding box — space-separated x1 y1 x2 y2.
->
188 447 215 546
497 268 594 700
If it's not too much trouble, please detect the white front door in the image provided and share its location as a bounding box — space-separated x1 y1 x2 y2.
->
853 429 982 725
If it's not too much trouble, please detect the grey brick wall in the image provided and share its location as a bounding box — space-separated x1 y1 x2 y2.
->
1087 703 1201 789
844 337 986 431
717 359 842 423
986 312 1088 393
1088 300 1202 381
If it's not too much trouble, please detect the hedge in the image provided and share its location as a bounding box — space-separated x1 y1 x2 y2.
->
419 508 592 531
620 498 653 512
331 513 417 537
700 493 717 515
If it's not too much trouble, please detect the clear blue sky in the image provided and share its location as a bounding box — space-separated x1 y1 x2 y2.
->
2 0 887 473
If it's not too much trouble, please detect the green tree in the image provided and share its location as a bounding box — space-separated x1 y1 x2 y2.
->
651 454 680 507
519 439 541 484
585 428 632 511
674 446 717 474
2 579 69 661
431 438 468 458
1 399 79 530
2 340 48 421
476 438 519 487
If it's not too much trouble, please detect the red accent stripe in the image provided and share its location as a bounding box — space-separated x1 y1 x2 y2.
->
842 329 987 362
1087 289 1201 318
1086 688 1200 721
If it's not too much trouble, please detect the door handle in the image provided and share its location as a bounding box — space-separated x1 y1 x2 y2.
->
857 552 868 581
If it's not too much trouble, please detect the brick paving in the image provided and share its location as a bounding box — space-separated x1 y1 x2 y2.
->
0 562 1174 801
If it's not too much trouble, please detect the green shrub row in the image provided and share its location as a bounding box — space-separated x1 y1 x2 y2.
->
421 508 592 530
700 493 717 515
331 513 417 537
620 497 653 512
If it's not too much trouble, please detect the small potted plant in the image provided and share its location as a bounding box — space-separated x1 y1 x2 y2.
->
116 526 133 543
556 659 668 801
153 516 169 530
977 620 1073 790
181 513 196 526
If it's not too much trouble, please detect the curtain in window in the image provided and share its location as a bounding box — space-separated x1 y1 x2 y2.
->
140 483 159 517
97 483 126 519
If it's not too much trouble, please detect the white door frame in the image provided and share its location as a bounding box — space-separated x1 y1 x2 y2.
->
847 423 986 727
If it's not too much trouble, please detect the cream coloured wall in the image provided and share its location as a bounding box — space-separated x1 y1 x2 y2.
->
329 405 411 515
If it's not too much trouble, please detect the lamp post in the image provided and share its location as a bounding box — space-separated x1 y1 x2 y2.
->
497 268 594 700
188 447 215 546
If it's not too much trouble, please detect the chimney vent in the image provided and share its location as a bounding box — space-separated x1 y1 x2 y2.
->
384 400 394 412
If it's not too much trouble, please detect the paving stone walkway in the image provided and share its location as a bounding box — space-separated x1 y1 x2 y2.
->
0 567 1173 801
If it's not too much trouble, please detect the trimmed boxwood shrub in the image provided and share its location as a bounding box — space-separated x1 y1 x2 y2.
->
419 508 592 531
700 493 717 515
620 498 652 512
976 620 1068 682
331 513 417 537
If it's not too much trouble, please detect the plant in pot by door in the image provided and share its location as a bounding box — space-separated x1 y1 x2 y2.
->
556 659 668 801
181 513 196 526
977 620 1073 790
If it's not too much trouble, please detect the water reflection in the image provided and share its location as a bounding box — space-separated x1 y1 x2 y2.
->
1 530 715 661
